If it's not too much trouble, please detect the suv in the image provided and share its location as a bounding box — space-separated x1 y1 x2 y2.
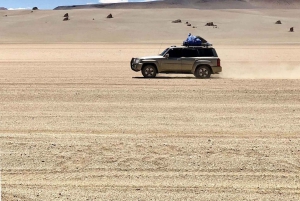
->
131 45 222 78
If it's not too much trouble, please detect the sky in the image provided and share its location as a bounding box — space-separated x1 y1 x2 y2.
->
1 0 155 10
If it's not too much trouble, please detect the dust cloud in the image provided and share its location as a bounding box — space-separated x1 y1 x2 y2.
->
221 62 300 79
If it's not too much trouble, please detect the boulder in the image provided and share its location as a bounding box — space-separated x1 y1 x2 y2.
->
275 20 282 24
63 17 69 21
290 27 294 32
32 7 38 10
64 13 69 18
205 22 214 26
172 19 181 23
187 23 191 26
107 14 113 19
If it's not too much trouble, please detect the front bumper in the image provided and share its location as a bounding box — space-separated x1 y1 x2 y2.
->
130 58 143 72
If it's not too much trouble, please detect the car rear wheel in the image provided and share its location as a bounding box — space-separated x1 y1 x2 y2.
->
195 66 211 79
142 65 157 78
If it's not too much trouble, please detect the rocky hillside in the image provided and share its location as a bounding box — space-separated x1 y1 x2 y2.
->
54 0 300 10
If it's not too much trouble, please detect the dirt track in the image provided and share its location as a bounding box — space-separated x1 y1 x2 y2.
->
1 44 300 200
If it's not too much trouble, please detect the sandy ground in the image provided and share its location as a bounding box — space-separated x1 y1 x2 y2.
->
0 7 300 201
1 43 300 200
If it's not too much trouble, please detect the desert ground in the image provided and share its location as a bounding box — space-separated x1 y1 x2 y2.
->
1 5 300 201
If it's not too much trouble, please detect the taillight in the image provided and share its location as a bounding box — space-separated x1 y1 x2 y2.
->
217 59 221 67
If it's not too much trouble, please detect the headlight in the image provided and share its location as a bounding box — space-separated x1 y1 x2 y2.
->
135 59 141 63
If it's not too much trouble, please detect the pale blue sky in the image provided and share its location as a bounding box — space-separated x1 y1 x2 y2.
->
2 0 153 10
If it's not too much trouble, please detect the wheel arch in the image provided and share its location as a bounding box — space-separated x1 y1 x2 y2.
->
142 63 158 72
193 64 212 74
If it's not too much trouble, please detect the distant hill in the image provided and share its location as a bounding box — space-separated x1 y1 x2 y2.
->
54 0 300 10
0 7 8 10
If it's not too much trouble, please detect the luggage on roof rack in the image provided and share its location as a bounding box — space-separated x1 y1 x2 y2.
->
183 33 212 47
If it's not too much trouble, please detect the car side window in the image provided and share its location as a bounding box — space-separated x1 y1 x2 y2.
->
182 49 199 57
198 48 215 57
168 49 182 58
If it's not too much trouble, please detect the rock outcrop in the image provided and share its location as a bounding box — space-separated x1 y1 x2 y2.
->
205 22 215 26
172 19 181 23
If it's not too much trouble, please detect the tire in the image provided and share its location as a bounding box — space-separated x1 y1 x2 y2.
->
142 65 157 78
194 66 211 79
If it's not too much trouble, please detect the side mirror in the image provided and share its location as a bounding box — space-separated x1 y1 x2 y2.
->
165 54 169 58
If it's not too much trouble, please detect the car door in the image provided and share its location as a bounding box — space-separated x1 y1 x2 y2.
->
159 48 182 72
181 48 199 72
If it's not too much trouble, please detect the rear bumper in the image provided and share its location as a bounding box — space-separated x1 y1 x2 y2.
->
212 66 222 74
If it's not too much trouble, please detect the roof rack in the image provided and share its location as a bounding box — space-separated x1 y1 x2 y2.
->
183 42 213 47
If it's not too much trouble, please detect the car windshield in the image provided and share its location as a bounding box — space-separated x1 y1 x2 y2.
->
159 48 169 56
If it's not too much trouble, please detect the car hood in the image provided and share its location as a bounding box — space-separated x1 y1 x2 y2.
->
139 55 164 60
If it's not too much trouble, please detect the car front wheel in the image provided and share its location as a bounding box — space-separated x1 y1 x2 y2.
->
195 66 211 79
142 65 157 78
